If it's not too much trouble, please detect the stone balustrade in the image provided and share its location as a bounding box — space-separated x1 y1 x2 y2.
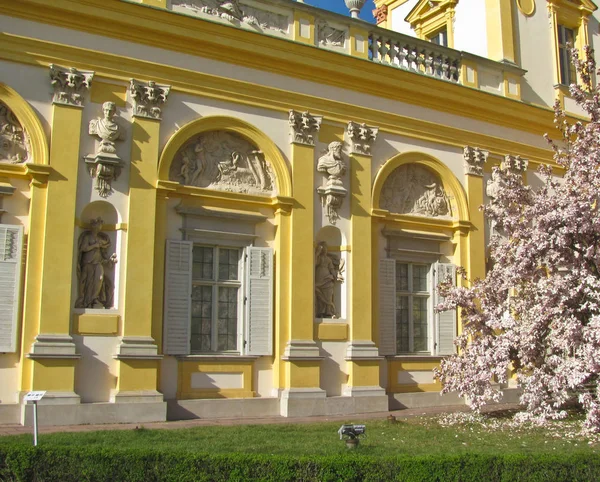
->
368 31 460 82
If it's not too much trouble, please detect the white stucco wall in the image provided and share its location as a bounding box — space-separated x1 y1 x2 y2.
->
454 0 487 57
390 0 419 37
514 6 556 108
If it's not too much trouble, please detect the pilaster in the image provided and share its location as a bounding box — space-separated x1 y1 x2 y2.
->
25 65 93 402
114 81 170 402
280 111 324 414
345 122 385 401
463 146 489 283
485 0 517 64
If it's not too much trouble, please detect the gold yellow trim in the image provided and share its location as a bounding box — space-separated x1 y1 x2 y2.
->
0 83 49 166
0 1 561 139
73 313 120 335
315 322 348 341
158 116 292 198
0 32 559 167
372 152 470 223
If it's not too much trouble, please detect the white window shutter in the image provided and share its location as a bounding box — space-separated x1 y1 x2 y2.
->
435 263 457 356
0 225 23 353
379 258 396 356
245 247 273 356
163 240 193 355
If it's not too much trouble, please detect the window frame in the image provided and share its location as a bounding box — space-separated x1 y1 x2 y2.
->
190 245 244 354
395 262 433 354
405 0 457 49
547 0 596 90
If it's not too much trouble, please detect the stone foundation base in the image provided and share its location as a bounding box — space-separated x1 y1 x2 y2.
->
20 401 166 427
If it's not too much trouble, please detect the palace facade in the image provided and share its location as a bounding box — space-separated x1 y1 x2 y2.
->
0 0 597 425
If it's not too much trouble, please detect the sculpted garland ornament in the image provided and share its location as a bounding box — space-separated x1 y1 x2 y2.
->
130 79 171 120
289 110 322 146
0 102 30 164
170 131 276 196
49 64 94 107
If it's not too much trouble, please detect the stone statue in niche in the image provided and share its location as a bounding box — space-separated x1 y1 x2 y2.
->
380 164 451 218
317 141 347 224
75 217 117 309
170 131 276 196
0 102 30 164
85 101 126 197
315 241 345 318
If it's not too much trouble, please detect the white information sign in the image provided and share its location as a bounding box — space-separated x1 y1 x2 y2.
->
24 391 46 402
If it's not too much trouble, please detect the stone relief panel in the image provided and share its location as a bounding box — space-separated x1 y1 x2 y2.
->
0 102 30 164
316 20 346 47
169 130 277 196
380 164 452 218
172 0 289 34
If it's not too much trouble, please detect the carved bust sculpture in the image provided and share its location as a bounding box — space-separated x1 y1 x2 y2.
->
75 217 117 309
317 141 346 185
315 241 344 318
89 101 124 154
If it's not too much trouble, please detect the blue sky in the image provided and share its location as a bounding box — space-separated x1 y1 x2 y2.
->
304 0 377 23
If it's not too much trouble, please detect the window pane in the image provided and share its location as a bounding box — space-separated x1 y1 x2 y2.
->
413 265 428 292
396 263 409 291
219 249 239 281
413 297 429 352
193 247 214 280
558 25 576 85
396 295 409 352
191 286 212 352
217 286 238 351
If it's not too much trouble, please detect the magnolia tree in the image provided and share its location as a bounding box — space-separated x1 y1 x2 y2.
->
434 47 600 432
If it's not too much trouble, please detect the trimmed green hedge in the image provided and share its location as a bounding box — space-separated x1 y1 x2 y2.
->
1 446 599 481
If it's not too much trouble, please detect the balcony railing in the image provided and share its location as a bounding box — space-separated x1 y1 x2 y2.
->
164 0 524 98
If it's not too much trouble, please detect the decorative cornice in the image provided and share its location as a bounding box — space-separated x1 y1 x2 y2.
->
0 32 556 168
289 110 322 146
129 79 171 120
463 145 489 176
346 121 378 156
502 154 529 173
49 64 93 107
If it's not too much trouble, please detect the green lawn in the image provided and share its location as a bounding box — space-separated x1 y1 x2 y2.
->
1 411 598 458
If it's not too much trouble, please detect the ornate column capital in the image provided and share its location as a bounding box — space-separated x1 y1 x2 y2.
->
463 145 489 176
289 110 322 146
372 5 388 24
129 79 171 120
346 121 378 156
49 64 94 107
502 154 529 174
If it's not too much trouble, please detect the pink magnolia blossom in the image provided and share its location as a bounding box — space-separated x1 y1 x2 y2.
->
434 47 600 432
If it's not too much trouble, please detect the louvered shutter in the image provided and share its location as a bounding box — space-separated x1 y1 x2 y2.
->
0 225 23 353
245 247 273 356
435 263 457 356
163 240 193 355
379 258 396 356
